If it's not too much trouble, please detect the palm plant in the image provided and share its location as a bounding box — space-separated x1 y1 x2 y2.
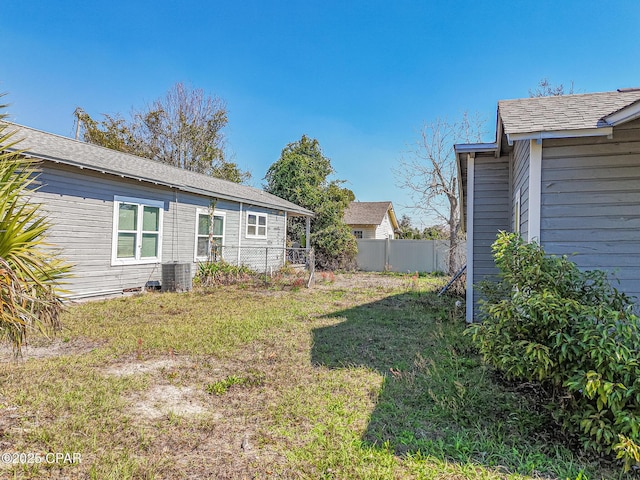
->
0 100 70 355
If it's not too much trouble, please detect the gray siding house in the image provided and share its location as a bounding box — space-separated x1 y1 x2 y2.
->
456 89 640 322
6 123 313 299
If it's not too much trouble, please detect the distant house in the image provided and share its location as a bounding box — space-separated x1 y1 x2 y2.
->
343 201 399 239
5 123 313 299
456 89 640 322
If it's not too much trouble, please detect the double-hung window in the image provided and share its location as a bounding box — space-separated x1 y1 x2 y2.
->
112 196 163 265
195 209 225 261
246 211 267 238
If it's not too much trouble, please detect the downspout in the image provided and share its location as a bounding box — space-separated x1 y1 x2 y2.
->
465 154 475 324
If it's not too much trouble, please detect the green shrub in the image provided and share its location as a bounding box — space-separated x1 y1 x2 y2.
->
467 232 640 471
195 261 255 286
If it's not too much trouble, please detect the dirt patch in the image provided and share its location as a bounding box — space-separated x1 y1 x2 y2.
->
315 271 415 290
0 337 103 362
104 357 184 377
129 384 209 419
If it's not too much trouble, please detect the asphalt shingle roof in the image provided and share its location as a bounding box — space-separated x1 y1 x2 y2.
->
4 123 313 216
343 201 393 225
499 90 640 135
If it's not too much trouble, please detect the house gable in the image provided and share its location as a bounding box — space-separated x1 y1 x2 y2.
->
344 201 399 239
457 90 640 320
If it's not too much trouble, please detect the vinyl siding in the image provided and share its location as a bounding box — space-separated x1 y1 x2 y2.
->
350 226 377 239
375 213 395 239
33 163 287 298
512 140 530 237
540 119 640 302
472 155 511 315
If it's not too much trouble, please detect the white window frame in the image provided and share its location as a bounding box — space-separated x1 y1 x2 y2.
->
194 208 226 262
111 195 164 266
353 230 364 239
246 211 268 239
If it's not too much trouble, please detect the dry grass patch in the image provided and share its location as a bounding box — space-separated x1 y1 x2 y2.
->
0 273 628 479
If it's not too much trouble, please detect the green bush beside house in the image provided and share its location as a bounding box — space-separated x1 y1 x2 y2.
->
468 232 640 471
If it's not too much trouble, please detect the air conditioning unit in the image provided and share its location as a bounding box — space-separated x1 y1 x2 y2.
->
161 262 192 292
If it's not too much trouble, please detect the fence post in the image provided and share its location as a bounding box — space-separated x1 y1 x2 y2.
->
384 237 390 271
432 241 437 272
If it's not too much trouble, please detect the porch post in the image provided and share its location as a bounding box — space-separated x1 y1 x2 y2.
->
305 216 311 252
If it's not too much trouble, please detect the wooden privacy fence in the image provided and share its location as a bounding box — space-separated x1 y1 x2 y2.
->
355 239 462 273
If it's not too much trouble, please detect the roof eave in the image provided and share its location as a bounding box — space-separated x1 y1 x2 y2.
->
17 149 314 217
453 142 499 154
505 127 613 145
604 101 640 126
387 204 400 231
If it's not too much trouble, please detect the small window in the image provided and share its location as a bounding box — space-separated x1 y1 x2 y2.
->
353 230 363 239
246 212 267 238
112 196 163 265
513 188 521 235
195 209 225 261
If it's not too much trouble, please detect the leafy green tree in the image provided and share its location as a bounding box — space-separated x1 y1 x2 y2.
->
264 135 356 270
422 225 447 240
397 214 447 240
74 82 251 184
0 100 70 355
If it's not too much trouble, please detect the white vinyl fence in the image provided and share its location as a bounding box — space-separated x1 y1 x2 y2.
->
355 239 464 273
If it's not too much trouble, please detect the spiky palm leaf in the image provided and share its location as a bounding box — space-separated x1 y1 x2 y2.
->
0 102 70 355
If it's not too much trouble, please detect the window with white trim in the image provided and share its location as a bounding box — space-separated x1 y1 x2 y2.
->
112 196 163 265
353 230 363 239
246 211 267 238
195 209 225 261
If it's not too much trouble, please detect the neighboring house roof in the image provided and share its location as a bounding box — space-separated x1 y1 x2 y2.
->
343 201 399 230
498 89 640 144
4 123 313 216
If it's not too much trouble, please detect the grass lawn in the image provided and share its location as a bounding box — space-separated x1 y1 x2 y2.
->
0 273 630 479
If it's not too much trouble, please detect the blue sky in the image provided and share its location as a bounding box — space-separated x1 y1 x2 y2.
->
3 1 640 227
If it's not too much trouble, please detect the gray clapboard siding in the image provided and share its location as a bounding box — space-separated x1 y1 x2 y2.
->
33 163 289 297
472 155 511 313
540 121 640 301
512 140 530 238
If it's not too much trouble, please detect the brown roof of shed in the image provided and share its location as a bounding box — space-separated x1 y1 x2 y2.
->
344 201 396 226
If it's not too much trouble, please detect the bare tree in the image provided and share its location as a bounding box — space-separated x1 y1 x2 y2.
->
529 78 574 97
74 82 251 183
395 113 484 274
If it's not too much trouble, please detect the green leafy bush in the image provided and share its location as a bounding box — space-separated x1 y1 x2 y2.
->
467 232 640 470
195 261 254 286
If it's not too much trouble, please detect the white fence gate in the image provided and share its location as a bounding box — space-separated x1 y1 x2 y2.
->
355 239 462 273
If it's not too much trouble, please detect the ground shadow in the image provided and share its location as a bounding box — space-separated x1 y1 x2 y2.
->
310 291 590 478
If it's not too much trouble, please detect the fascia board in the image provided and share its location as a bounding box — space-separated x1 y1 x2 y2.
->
18 150 314 217
454 142 498 154
506 127 613 145
604 102 640 126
